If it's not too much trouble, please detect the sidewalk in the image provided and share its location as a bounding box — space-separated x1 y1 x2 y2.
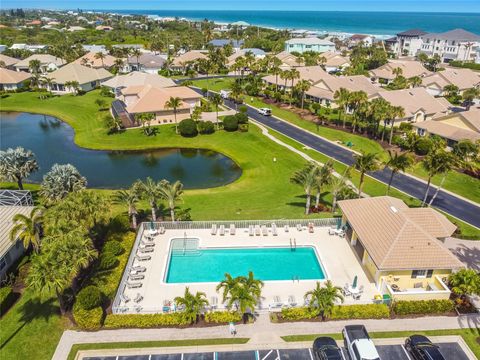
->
52 312 480 360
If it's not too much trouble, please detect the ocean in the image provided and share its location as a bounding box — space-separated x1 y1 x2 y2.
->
111 10 480 36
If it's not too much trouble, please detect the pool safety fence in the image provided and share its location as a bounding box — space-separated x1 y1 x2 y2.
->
112 218 340 314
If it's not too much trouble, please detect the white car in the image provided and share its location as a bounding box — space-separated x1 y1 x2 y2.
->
258 108 272 116
220 90 231 99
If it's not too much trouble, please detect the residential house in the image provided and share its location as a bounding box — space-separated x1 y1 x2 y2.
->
14 54 66 73
274 51 305 69
67 26 86 32
374 87 451 124
73 51 118 69
10 44 47 52
321 51 350 73
387 29 427 57
45 63 113 94
413 108 480 146
102 71 176 96
96 25 113 31
338 196 464 301
421 68 480 96
126 53 167 74
227 48 266 67
208 39 244 52
0 68 31 91
118 85 202 125
370 59 431 84
419 29 480 63
82 45 107 54
284 37 335 54
0 54 20 69
348 34 375 47
171 50 208 72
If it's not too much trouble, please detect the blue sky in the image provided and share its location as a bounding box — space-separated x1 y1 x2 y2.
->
2 0 480 12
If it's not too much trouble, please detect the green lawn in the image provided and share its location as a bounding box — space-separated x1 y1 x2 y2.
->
191 78 480 205
282 328 480 359
67 338 250 360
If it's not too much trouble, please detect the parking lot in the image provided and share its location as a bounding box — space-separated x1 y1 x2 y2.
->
83 342 470 360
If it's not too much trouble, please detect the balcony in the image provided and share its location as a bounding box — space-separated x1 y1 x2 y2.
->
385 275 451 301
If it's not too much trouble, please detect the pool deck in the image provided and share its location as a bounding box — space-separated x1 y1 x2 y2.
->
118 224 378 314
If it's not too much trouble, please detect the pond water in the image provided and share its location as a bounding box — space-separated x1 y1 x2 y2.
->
0 112 242 189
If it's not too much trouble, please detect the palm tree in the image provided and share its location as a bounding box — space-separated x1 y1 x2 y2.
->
26 253 70 314
242 271 264 301
138 177 161 221
0 147 38 189
174 287 209 324
384 151 414 194
94 52 106 67
388 106 405 145
448 269 480 298
462 88 480 110
165 96 183 134
131 48 142 70
158 180 183 222
209 93 223 129
113 187 140 229
9 207 44 252
280 70 289 94
295 79 312 109
428 150 455 206
313 160 333 209
288 68 300 106
347 91 368 133
333 88 350 128
304 281 344 320
353 152 379 198
392 67 403 77
421 149 451 206
216 273 239 303
331 167 352 213
408 76 422 88
40 164 87 203
113 58 124 73
290 162 317 214
29 59 42 86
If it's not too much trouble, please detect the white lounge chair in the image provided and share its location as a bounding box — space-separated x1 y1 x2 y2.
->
126 281 142 289
287 295 297 307
140 240 155 248
134 293 143 303
255 225 261 236
296 224 302 231
159 226 166 234
284 224 289 232
211 224 217 235
269 296 283 310
138 247 154 254
272 223 278 236
131 266 146 272
230 224 235 235
210 296 218 310
135 255 151 261
219 224 225 236
120 293 130 303
249 225 254 236
261 225 268 236
129 274 144 281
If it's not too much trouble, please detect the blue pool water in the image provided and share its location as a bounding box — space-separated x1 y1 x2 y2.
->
165 246 325 283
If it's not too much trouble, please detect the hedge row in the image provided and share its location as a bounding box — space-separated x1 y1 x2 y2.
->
0 286 16 316
279 304 390 321
392 299 454 316
73 303 104 330
104 311 243 329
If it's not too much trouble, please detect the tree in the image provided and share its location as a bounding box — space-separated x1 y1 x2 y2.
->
113 58 124 73
9 207 44 253
421 149 453 206
384 151 414 194
313 160 333 208
165 96 183 134
331 167 352 213
136 112 156 136
0 147 38 189
347 91 368 133
65 80 80 95
174 287 209 324
304 281 344 320
158 180 183 222
449 269 480 298
29 59 42 86
408 76 422 88
295 79 312 109
40 164 87 203
462 88 480 110
333 88 350 128
131 48 142 70
290 162 317 214
353 152 379 198
427 150 455 206
209 93 223 129
216 273 238 303
95 98 107 109
137 177 161 221
388 106 405 145
443 84 459 98
113 187 140 229
94 52 106 67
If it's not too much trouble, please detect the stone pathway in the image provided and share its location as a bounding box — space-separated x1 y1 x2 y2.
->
52 313 480 360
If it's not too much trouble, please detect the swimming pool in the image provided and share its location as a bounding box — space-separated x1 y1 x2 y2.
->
165 246 326 283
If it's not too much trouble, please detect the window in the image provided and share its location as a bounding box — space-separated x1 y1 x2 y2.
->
412 270 433 278
305 45 312 49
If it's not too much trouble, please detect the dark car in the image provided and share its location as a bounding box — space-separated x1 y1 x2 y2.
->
405 335 446 360
313 337 343 360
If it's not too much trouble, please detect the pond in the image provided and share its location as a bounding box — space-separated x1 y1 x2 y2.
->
0 112 242 189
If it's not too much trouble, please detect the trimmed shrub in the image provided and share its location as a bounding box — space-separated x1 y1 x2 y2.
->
238 105 248 114
103 241 123 256
73 303 103 330
76 286 103 310
204 311 242 324
104 313 191 328
223 115 238 132
0 286 15 315
393 299 454 316
98 251 118 270
279 304 390 321
236 112 248 124
280 307 318 321
414 138 432 155
398 122 413 132
198 120 215 134
178 119 198 137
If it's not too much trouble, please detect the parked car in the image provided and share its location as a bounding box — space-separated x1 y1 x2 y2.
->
220 90 231 99
313 337 343 360
343 325 380 360
258 107 272 116
405 335 446 360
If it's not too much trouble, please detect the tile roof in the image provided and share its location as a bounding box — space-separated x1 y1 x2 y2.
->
397 29 427 37
102 71 176 89
0 206 34 258
209 39 244 47
172 51 207 66
47 63 112 84
422 68 480 91
370 60 431 80
338 196 463 271
73 51 118 68
422 28 480 42
0 54 20 67
127 53 166 68
15 54 66 68
0 68 31 84
321 51 350 67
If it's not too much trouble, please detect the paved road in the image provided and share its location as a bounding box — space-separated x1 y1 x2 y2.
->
212 92 480 228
